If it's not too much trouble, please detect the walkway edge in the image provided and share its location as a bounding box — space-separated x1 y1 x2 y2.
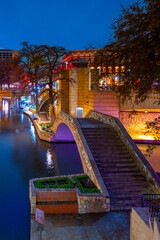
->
23 108 55 143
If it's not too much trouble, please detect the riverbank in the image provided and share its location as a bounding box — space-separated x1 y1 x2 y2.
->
23 107 55 142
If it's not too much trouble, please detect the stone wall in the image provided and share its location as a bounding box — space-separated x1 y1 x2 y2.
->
120 93 160 111
84 91 120 118
130 208 160 240
30 174 109 214
77 193 110 214
88 91 120 118
69 69 78 116
69 68 89 117
120 111 160 140
86 110 160 193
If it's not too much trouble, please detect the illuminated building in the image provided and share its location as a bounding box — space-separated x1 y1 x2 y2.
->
62 49 124 91
0 49 19 90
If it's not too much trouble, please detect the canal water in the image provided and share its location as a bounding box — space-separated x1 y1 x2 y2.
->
0 100 83 240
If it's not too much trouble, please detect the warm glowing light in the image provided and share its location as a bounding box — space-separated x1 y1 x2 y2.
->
108 66 112 73
115 66 119 73
132 134 154 140
121 66 125 72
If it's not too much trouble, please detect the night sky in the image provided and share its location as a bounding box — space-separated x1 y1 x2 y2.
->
0 0 135 51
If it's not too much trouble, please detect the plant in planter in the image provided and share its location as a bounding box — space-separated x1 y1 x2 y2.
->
72 175 100 193
34 177 74 189
39 123 53 133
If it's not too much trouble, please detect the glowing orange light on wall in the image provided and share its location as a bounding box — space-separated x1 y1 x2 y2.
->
108 66 112 73
115 66 119 73
102 67 106 73
121 66 125 72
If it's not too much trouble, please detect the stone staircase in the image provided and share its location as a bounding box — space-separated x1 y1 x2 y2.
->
78 118 153 211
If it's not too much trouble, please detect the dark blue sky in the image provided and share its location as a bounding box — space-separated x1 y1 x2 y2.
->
0 0 135 51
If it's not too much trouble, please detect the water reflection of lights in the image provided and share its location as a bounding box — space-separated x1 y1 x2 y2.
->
30 123 36 143
21 113 24 124
2 100 10 120
46 150 54 173
2 100 9 112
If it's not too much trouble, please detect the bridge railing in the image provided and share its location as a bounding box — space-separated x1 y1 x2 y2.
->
142 194 160 221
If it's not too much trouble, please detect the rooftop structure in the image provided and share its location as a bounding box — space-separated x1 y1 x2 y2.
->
62 49 98 69
0 49 19 59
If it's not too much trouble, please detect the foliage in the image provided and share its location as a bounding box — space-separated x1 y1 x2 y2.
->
38 45 69 123
34 177 74 189
72 175 100 194
39 123 53 133
34 175 101 193
102 0 160 103
144 116 160 156
12 42 72 122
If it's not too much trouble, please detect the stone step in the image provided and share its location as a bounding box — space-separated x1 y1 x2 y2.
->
101 172 143 177
95 158 133 163
82 128 116 132
96 153 131 160
89 143 125 147
109 192 142 198
106 181 148 189
99 166 138 172
106 185 149 195
85 134 120 139
93 153 131 158
96 162 136 168
110 201 142 211
82 127 113 131
92 149 129 154
110 205 133 211
101 170 139 175
82 127 114 131
103 175 145 182
110 198 142 205
83 132 118 137
91 147 127 152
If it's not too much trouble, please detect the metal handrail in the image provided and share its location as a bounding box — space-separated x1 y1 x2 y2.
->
142 194 160 220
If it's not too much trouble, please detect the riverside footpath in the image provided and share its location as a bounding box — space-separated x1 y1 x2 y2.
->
31 211 130 240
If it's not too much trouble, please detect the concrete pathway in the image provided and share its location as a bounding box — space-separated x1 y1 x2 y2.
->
31 211 130 240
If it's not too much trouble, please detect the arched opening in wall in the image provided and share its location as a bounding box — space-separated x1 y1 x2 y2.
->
55 123 75 142
54 123 84 174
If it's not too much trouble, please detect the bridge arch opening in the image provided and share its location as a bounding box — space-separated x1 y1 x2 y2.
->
55 123 75 142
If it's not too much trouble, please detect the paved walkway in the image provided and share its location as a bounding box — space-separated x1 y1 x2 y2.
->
31 211 130 240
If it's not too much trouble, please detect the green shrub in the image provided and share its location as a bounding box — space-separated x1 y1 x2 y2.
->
72 175 100 194
34 177 74 189
39 123 53 133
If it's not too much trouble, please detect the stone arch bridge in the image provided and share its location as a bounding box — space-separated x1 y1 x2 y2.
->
53 111 160 211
